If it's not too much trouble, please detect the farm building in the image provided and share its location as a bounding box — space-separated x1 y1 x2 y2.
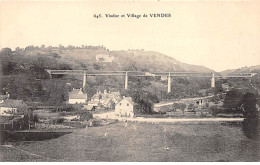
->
0 99 29 116
68 88 87 104
115 97 136 118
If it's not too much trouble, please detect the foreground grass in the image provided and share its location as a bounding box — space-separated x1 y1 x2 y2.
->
0 122 259 161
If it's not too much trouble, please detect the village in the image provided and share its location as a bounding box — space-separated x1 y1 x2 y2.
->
0 81 240 133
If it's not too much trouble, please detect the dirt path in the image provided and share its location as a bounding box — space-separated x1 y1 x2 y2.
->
93 112 244 124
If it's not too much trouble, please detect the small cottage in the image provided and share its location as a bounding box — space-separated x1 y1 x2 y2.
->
115 97 136 118
68 88 87 104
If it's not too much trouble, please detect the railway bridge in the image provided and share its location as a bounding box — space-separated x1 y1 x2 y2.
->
46 70 256 93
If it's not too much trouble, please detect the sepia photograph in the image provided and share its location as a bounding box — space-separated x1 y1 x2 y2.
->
0 0 259 162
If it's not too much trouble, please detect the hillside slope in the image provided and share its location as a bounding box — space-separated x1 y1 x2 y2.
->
58 49 213 72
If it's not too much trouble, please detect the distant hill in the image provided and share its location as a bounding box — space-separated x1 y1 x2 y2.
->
226 65 260 74
220 65 260 76
220 65 260 94
219 69 237 77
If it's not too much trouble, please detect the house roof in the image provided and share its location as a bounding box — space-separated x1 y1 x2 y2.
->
118 97 136 106
69 89 87 99
69 94 87 99
88 100 99 105
125 97 135 105
0 99 28 108
83 105 95 110
104 98 113 105
69 89 84 95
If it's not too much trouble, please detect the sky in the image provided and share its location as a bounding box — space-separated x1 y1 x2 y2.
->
0 0 259 72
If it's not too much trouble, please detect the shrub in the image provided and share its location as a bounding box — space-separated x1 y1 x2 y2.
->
157 105 174 112
188 104 196 111
209 105 224 116
71 118 80 122
57 104 83 112
173 103 186 114
157 111 166 115
32 114 39 123
56 118 64 124
57 105 74 112
223 89 243 110
50 117 64 124
78 111 93 121
135 99 154 114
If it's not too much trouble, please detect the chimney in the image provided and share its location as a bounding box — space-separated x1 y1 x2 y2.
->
6 92 10 99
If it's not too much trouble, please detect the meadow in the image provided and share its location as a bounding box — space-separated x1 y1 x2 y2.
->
0 122 259 162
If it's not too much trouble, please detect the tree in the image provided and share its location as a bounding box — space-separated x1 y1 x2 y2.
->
223 89 243 111
213 80 223 94
122 90 155 114
93 64 102 70
135 99 153 114
79 111 93 121
44 79 69 105
40 45 46 49
25 45 35 51
0 48 12 55
2 62 16 75
16 109 38 130
15 47 23 52
241 92 259 140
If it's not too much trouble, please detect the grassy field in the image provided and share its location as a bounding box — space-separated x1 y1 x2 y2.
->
0 122 259 162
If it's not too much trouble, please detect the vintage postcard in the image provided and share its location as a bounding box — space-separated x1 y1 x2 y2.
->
0 0 259 162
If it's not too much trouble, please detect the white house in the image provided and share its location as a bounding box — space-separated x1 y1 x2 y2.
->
68 88 87 104
0 99 28 116
115 97 136 118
